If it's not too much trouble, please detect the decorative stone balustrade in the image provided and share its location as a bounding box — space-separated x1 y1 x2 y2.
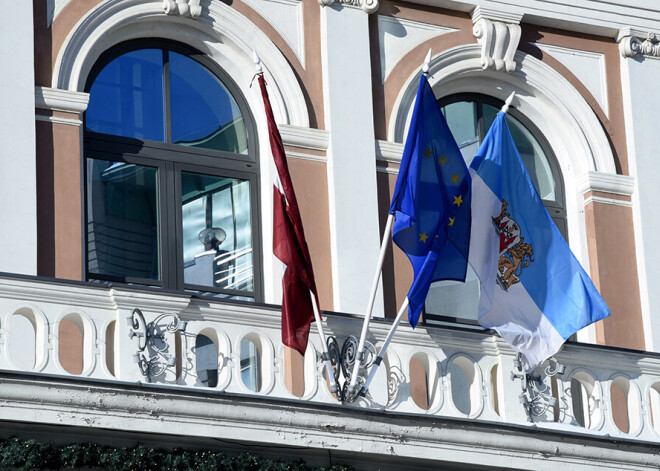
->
1 275 660 443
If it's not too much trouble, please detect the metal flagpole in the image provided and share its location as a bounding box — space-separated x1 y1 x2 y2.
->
347 49 434 400
360 297 409 395
501 91 515 114
253 49 339 396
310 291 340 395
346 213 394 398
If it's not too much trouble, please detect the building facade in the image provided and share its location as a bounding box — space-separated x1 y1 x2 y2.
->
1 0 660 468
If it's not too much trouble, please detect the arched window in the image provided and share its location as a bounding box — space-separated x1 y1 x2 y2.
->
84 40 262 301
424 93 565 326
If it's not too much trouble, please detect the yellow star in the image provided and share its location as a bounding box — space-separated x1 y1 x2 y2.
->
453 194 463 207
448 217 455 227
419 232 429 243
450 173 461 184
423 147 432 158
438 155 448 166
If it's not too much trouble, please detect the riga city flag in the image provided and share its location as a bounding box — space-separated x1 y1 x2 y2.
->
389 73 472 327
469 110 610 372
257 74 319 356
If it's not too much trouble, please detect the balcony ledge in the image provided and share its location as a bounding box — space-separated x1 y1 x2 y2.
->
2 371 660 471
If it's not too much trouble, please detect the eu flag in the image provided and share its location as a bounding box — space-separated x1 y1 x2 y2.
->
389 74 471 327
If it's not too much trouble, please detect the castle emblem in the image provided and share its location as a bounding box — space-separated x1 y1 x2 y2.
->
492 200 534 291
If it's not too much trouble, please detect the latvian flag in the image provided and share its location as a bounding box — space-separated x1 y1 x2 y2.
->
257 74 320 356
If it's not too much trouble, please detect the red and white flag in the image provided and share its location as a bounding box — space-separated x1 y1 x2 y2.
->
257 74 320 356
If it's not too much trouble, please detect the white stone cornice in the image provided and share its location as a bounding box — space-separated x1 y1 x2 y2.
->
162 0 202 18
318 0 378 15
375 139 404 164
471 6 522 74
617 27 660 59
577 171 635 197
278 124 329 151
471 6 522 26
35 86 89 114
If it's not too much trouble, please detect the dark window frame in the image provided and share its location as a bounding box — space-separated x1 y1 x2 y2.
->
83 39 263 301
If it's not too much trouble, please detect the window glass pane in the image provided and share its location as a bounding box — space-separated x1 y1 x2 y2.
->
182 172 253 291
506 116 556 201
86 159 160 280
482 104 556 202
170 52 248 154
86 49 165 141
442 101 478 149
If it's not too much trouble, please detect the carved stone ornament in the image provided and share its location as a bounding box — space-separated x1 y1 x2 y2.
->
471 7 523 74
318 0 378 15
618 27 660 58
163 0 202 18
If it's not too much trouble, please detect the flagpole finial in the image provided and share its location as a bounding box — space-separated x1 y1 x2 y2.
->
422 48 432 75
502 91 515 113
252 49 263 74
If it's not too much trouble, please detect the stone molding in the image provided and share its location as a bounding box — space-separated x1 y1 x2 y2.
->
618 27 660 59
278 124 329 151
318 0 378 15
375 139 404 164
162 0 202 18
578 171 635 208
577 171 635 197
471 6 523 73
34 86 89 114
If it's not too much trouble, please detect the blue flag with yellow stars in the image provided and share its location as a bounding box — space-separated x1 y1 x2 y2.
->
389 74 471 327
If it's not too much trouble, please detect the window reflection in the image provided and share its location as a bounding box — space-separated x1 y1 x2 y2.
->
86 49 165 141
86 160 159 280
170 52 248 154
182 172 253 291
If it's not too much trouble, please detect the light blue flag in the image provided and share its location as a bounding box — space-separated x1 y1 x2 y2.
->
468 111 610 372
389 74 471 327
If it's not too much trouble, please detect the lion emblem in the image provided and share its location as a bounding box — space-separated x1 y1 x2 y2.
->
492 199 534 291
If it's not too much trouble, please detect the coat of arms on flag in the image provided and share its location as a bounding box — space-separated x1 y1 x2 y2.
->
492 199 534 291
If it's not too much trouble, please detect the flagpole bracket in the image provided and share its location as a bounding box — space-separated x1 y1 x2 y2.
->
323 335 375 403
127 308 187 383
512 354 565 421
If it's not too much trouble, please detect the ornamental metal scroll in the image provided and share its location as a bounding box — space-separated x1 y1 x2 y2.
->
511 354 565 421
323 335 377 402
127 308 188 382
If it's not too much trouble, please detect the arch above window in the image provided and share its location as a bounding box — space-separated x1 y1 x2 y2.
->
53 0 309 128
390 45 616 177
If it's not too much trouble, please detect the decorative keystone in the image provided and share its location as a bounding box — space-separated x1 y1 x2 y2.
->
618 27 660 58
471 6 523 73
317 0 379 15
163 0 202 19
